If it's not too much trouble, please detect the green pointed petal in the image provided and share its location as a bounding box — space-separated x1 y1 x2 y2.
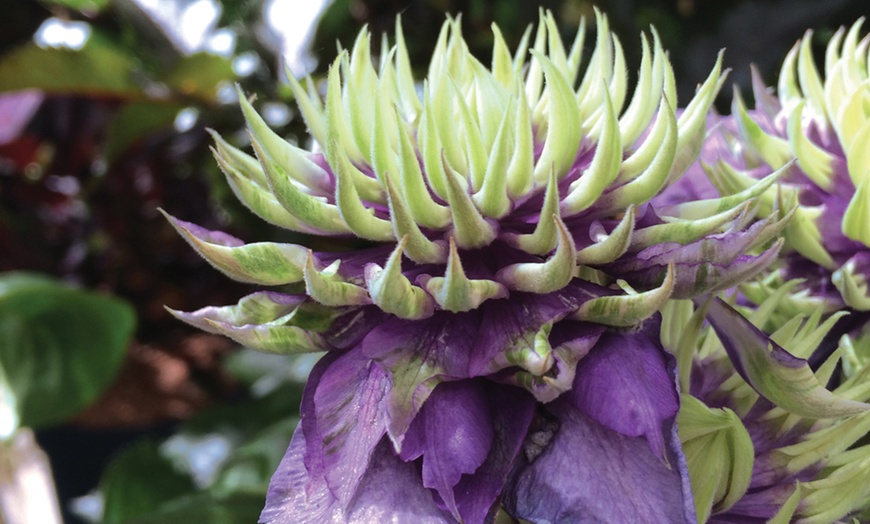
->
632 203 748 249
237 86 331 191
442 152 497 249
490 24 514 87
505 82 534 198
394 106 451 230
618 33 656 147
778 45 801 108
422 238 507 312
249 138 353 235
473 97 513 218
668 51 723 182
561 85 621 215
687 161 787 219
767 484 801 524
503 165 560 255
531 50 582 185
833 255 870 311
346 30 378 164
846 120 870 188
303 253 371 306
418 88 449 200
285 68 326 148
704 297 870 419
365 238 435 320
449 78 488 192
162 210 307 285
618 90 673 184
211 146 324 234
209 129 268 188
598 97 677 214
495 215 576 293
576 205 635 265
787 101 834 190
393 16 422 121
383 173 447 264
573 263 675 327
797 30 828 120
732 88 792 169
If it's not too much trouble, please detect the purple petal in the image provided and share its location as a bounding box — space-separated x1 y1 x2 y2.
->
453 385 537 524
400 380 495 520
260 428 452 524
0 90 43 144
361 311 481 444
503 399 696 523
301 350 389 506
568 317 680 458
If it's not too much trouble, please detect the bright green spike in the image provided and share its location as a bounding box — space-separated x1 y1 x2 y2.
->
249 139 353 235
209 129 269 188
632 203 748 249
237 86 331 191
495 215 577 293
181 314 328 355
797 30 829 120
506 82 534 198
422 238 507 312
284 67 326 148
607 34 628 117
346 30 379 164
668 51 723 182
732 88 792 169
491 24 515 88
846 120 870 188
531 50 582 185
836 88 870 159
618 33 655 147
365 237 436 320
565 17 586 84
767 484 802 524
787 102 835 190
543 11 569 78
449 78 488 192
162 210 308 285
383 173 447 264
473 98 513 218
618 92 673 184
326 129 395 242
394 107 451 229
524 10 548 107
303 254 371 306
393 16 422 122
778 45 801 109
678 395 754 523
511 24 533 78
843 178 870 247
652 28 677 110
504 165 560 255
574 263 675 327
371 74 401 185
561 85 621 215
212 147 324 234
576 205 635 265
824 26 847 77
833 254 870 311
691 161 789 220
599 97 677 215
785 204 838 270
418 85 449 200
441 152 497 249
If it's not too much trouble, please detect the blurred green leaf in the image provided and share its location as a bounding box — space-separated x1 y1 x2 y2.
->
127 493 265 524
101 440 197 524
0 39 140 96
0 272 135 428
211 417 297 496
38 0 109 11
105 102 181 161
159 52 235 102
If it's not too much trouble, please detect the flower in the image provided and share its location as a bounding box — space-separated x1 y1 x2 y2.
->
663 291 870 522
706 20 870 315
166 10 787 523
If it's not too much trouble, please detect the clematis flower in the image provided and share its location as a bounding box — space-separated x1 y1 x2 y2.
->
165 11 787 523
705 20 870 316
662 290 870 523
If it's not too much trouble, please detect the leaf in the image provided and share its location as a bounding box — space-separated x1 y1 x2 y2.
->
126 493 266 524
0 272 135 428
104 102 181 161
159 53 235 102
37 0 109 11
0 40 140 96
101 440 197 524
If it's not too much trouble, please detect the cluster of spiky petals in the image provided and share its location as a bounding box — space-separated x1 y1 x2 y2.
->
662 290 870 523
704 19 870 313
166 10 800 524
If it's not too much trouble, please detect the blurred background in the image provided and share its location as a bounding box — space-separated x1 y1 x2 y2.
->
1 0 867 522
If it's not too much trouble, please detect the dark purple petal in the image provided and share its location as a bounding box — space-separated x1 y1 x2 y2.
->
504 399 696 523
361 311 480 445
568 317 679 458
400 380 495 520
260 428 452 523
453 385 537 524
301 350 389 506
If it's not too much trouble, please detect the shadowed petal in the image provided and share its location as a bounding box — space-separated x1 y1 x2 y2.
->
568 317 680 458
504 400 696 523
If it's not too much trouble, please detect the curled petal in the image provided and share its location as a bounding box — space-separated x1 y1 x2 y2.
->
495 216 577 293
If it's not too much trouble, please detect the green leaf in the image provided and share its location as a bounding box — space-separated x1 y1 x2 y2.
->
126 493 265 524
105 102 181 161
38 0 109 11
101 440 197 524
211 417 297 496
0 272 135 428
0 40 140 96
159 53 235 102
